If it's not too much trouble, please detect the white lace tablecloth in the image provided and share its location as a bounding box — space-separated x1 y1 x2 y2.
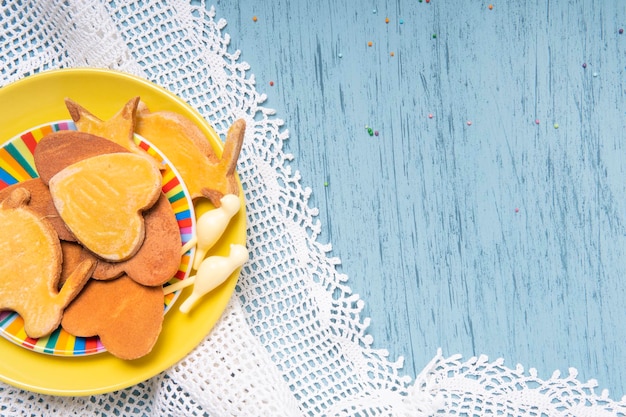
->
1 1 625 416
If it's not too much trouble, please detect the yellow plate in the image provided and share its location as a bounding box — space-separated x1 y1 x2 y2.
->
0 68 246 395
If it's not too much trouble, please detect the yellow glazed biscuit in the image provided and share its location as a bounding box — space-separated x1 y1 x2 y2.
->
65 97 246 207
136 109 246 206
0 178 75 242
48 153 162 261
0 188 95 339
61 275 164 360
65 97 142 154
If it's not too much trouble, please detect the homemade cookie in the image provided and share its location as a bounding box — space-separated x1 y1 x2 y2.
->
59 241 96 286
61 274 165 360
0 178 75 241
33 130 127 185
0 188 95 339
92 192 181 286
35 129 182 284
136 107 246 206
65 98 246 206
48 152 162 261
59 196 181 287
65 97 142 154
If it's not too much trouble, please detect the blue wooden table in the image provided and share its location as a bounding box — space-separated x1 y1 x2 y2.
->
215 0 626 399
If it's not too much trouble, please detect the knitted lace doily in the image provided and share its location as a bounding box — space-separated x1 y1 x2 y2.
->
1 1 625 416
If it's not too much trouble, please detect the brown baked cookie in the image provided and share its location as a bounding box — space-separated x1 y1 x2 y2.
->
0 178 75 241
92 192 181 286
61 275 165 360
59 195 181 287
0 188 95 339
59 241 97 287
33 130 127 185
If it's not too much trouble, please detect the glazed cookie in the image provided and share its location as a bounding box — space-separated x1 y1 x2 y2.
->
48 152 162 261
136 107 246 206
0 178 75 242
0 188 95 339
65 97 142 155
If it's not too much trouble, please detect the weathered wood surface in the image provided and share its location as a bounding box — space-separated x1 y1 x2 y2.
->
216 0 626 398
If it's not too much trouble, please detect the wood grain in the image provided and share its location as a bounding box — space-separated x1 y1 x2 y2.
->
215 0 626 399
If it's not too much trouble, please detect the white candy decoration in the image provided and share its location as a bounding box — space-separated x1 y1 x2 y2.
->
181 193 241 270
165 244 249 313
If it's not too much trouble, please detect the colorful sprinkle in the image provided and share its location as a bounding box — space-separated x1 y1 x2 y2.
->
374 130 379 136
269 81 274 86
620 28 624 34
385 17 390 24
553 123 559 129
252 16 257 22
390 51 395 57
466 120 472 126
428 113 434 119
515 208 520 213
324 181 329 187
535 119 540 125
373 9 377 14
488 4 494 10
367 127 374 136
582 62 587 68
426 0 430 3
399 19 404 24
432 34 437 39
338 53 343 58
368 41 373 47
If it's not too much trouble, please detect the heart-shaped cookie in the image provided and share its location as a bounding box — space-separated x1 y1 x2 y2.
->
48 152 162 261
34 130 127 185
61 275 164 360
35 131 182 285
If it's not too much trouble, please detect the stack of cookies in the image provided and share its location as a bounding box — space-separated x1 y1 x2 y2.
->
0 97 246 359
